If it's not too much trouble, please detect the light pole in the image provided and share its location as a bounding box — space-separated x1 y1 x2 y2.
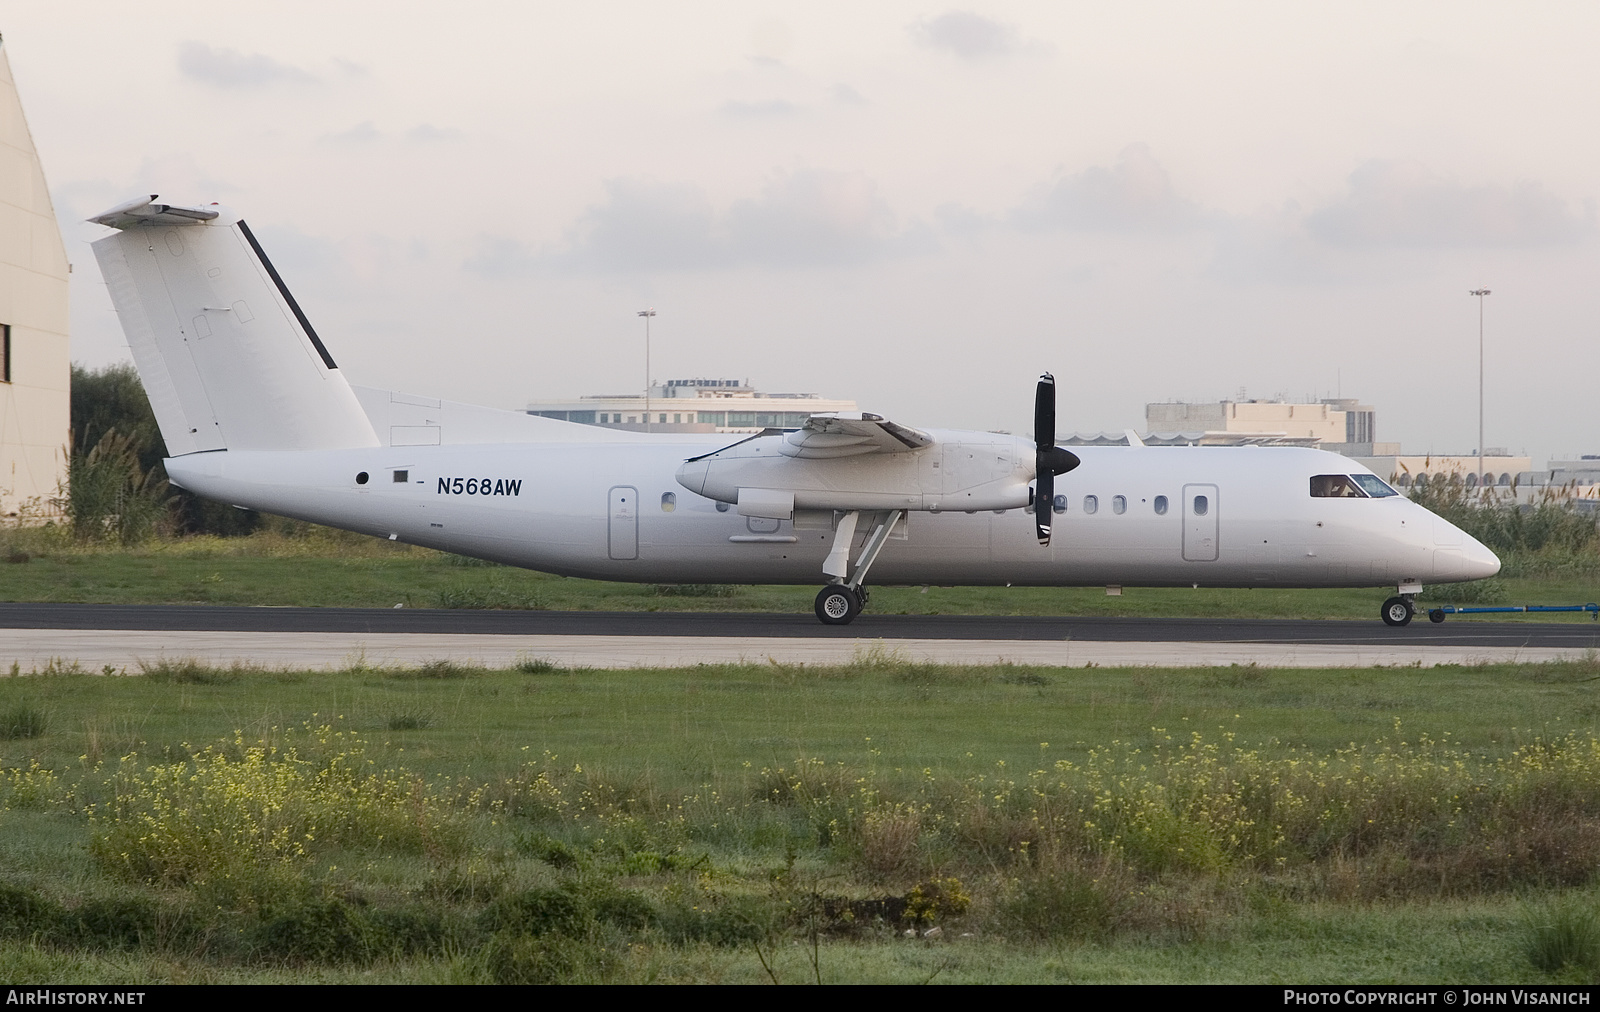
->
637 309 656 433
1469 289 1490 495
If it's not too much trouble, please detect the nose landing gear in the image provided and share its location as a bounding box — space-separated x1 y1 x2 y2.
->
1380 595 1416 627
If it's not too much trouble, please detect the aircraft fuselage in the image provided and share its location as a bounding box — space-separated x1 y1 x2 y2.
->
166 441 1498 590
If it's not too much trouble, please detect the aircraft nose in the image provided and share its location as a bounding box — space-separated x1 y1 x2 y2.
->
1462 533 1501 579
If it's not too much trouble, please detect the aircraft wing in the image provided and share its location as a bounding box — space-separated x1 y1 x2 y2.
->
779 412 934 459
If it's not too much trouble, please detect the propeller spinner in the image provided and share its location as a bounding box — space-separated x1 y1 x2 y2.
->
1033 373 1081 545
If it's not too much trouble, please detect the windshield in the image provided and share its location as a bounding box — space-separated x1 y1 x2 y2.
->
1349 474 1399 498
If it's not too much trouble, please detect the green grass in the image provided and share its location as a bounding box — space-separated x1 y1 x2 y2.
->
0 526 1596 619
1 656 1600 982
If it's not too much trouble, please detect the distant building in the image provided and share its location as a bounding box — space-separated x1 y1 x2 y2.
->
527 378 858 434
1352 451 1532 492
1143 397 1390 453
0 37 70 518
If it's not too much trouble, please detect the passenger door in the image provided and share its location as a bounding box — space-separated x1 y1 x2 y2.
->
1182 483 1218 562
608 486 638 560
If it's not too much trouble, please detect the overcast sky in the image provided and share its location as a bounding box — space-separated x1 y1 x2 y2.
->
7 2 1599 462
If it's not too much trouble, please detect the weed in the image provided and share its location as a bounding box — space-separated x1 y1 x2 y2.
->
387 712 434 731
0 705 46 739
513 656 560 674
651 584 736 597
387 660 478 680
138 659 241 685
1524 900 1600 972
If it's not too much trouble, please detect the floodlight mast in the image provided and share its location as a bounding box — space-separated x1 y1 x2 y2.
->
638 309 656 433
1470 289 1490 495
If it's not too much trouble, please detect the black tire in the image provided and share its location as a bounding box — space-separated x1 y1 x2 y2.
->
815 586 859 625
1428 609 1446 624
1381 596 1414 627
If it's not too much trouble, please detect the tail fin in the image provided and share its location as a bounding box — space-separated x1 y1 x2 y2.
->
89 197 378 454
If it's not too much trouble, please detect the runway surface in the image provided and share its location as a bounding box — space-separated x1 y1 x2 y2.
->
2 604 1596 670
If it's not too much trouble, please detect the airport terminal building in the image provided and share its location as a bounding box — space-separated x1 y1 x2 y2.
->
527 378 858 434
0 36 70 519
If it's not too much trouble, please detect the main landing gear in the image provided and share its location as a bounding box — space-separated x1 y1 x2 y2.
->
813 509 904 626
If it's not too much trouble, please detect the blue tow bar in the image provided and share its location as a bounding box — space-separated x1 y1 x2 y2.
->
1427 603 1600 623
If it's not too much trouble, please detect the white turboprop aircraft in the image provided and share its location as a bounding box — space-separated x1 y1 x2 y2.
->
88 197 1500 627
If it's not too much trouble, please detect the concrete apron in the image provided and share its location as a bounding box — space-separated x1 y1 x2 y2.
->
0 629 1584 672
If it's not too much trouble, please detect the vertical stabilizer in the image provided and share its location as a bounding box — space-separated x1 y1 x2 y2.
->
90 199 378 454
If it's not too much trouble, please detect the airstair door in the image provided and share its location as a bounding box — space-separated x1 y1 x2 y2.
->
608 486 638 560
1182 483 1218 562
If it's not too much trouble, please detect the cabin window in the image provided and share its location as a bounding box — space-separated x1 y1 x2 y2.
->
660 492 677 512
355 472 369 485
1349 474 1399 498
1112 495 1127 515
1052 494 1067 514
1153 495 1168 515
392 470 408 483
1083 495 1098 515
1192 494 1208 516
1310 474 1367 498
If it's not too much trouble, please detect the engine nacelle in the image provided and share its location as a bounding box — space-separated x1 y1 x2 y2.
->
674 428 1037 518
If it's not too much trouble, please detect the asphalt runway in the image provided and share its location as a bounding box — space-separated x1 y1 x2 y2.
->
1 604 1596 671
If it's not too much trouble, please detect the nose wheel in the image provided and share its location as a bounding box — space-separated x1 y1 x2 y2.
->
1380 595 1415 627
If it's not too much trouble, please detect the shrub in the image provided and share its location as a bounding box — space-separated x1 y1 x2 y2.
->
0 885 61 940
252 897 374 964
484 931 603 984
995 865 1119 941
90 725 468 885
478 889 588 938
60 429 172 545
57 896 190 951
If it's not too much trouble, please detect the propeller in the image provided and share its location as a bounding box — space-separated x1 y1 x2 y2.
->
1033 372 1081 546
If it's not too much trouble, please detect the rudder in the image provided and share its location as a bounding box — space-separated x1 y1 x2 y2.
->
90 197 378 454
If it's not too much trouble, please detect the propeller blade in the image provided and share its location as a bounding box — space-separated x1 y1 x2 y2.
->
1036 469 1054 545
1034 373 1055 450
1035 373 1056 545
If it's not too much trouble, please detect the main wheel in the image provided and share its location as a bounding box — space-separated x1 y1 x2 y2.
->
815 585 860 625
1381 596 1414 627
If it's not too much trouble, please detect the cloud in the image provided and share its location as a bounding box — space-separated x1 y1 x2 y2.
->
320 121 382 145
720 99 799 119
911 11 1019 59
1014 144 1200 232
405 124 464 143
472 170 919 275
177 41 316 88
830 83 868 106
1305 161 1594 248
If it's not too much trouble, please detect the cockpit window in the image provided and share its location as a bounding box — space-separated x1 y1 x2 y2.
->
1310 474 1367 498
1348 474 1399 498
